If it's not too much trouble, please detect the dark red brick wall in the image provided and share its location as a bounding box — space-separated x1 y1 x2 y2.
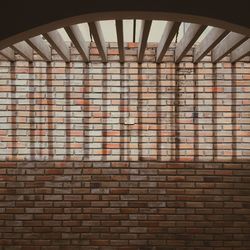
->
0 161 249 249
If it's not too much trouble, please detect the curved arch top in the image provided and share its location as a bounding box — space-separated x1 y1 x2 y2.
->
1 0 250 49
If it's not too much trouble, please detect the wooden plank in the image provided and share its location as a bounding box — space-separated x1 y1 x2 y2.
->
156 22 180 63
115 20 125 63
138 20 152 63
212 32 248 63
175 23 206 63
231 39 250 63
88 21 107 62
65 25 89 62
193 27 229 63
43 30 70 62
0 48 15 61
26 35 51 61
11 41 33 61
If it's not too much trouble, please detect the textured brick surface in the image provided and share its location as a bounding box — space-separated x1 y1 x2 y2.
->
0 42 250 248
0 42 249 161
0 162 249 249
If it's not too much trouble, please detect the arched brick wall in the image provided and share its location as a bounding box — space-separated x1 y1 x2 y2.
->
0 42 250 249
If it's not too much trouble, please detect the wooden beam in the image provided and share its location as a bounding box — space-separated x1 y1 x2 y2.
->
88 22 107 63
212 32 248 63
115 20 125 63
138 20 152 63
0 48 15 61
243 56 250 62
11 41 33 61
43 30 70 62
156 22 180 63
175 24 206 63
65 25 89 62
26 35 51 61
231 39 250 63
193 28 229 63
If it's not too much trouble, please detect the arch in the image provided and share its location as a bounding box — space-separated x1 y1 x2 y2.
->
1 0 250 50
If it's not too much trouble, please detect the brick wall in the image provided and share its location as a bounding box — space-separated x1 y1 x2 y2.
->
0 161 250 249
0 43 250 249
0 42 249 161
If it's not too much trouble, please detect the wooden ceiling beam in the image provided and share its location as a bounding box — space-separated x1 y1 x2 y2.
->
138 20 152 63
175 23 206 63
11 41 33 61
26 35 51 61
115 20 125 63
43 30 70 62
193 27 229 63
231 39 250 63
88 21 107 63
0 48 15 61
212 32 248 63
156 22 180 63
65 25 89 62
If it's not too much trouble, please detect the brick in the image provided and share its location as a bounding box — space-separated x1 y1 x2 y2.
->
45 169 64 175
64 195 82 201
44 195 62 201
168 176 185 182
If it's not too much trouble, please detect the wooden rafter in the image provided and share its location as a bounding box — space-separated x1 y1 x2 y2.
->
11 41 33 61
212 32 248 63
65 25 89 62
115 20 124 63
193 27 229 63
0 48 15 61
43 30 70 62
156 22 180 63
138 20 152 63
88 22 107 63
231 39 250 63
175 23 206 63
26 35 51 61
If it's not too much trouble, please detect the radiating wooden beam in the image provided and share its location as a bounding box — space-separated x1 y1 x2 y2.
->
26 35 51 61
175 24 206 63
243 56 250 62
43 30 70 62
231 39 250 63
0 48 15 61
212 32 248 63
88 22 107 63
156 22 180 63
11 41 33 61
65 25 89 62
193 28 229 63
115 20 125 63
138 20 152 63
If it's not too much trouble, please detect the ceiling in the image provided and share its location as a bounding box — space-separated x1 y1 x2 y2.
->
0 0 250 50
